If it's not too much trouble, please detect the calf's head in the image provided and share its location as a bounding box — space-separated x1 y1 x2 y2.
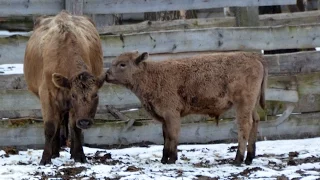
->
52 71 105 129
106 51 149 85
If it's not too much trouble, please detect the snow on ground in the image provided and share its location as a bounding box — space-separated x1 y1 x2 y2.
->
0 30 30 38
0 138 319 180
0 64 23 75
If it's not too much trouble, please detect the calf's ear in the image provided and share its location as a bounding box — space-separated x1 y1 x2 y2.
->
135 52 149 65
52 73 71 89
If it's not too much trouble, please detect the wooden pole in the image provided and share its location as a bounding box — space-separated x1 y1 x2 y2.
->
234 6 259 27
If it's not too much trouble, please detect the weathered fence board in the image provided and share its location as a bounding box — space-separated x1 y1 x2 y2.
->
0 112 319 148
0 35 28 64
3 50 320 77
0 84 139 111
97 10 320 34
3 10 320 33
0 0 295 17
3 51 320 116
83 0 296 14
100 24 320 56
259 10 320 27
103 51 320 75
0 86 296 112
2 50 320 77
4 72 319 112
264 51 320 74
0 0 64 16
2 24 320 64
0 72 319 119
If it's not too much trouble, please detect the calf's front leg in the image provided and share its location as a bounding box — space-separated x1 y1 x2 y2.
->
161 113 181 164
39 91 60 165
52 124 61 158
70 116 87 163
161 123 170 164
40 120 60 165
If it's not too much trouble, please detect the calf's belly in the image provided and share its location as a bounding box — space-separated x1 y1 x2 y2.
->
185 98 233 117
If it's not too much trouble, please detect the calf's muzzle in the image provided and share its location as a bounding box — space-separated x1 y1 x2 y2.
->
76 118 93 129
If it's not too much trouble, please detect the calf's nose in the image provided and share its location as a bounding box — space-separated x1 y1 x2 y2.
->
77 119 93 129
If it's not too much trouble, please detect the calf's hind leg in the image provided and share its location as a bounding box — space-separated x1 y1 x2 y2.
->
245 110 260 165
234 101 254 166
161 123 170 164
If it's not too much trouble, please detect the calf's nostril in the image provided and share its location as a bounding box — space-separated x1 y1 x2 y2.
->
79 119 90 126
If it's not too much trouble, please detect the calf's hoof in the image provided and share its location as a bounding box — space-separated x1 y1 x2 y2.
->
245 152 255 165
167 158 176 164
72 153 87 163
161 157 168 164
233 150 244 166
232 159 242 167
52 152 60 159
40 158 52 165
245 158 253 165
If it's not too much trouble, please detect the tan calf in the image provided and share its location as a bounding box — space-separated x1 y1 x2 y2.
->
106 51 267 165
24 11 105 165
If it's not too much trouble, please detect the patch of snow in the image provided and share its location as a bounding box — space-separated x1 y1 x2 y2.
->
0 30 30 38
0 64 23 75
0 137 319 179
121 108 139 112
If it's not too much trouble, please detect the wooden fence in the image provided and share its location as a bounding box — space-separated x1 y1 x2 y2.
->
0 0 296 16
1 0 320 148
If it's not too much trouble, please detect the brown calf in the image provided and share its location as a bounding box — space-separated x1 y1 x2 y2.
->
24 11 105 165
106 51 267 165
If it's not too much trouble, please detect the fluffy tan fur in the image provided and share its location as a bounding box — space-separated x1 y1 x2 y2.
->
24 10 104 165
106 51 267 165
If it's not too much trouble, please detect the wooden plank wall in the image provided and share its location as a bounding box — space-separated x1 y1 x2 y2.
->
0 0 295 16
2 23 320 64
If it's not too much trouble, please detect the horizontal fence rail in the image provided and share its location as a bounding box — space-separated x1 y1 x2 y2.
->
83 0 296 14
2 10 320 33
2 23 320 64
3 50 320 120
0 0 296 17
99 10 320 35
0 112 319 148
3 71 320 113
0 0 64 16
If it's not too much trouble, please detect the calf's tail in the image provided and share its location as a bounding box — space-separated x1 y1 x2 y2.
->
259 61 268 110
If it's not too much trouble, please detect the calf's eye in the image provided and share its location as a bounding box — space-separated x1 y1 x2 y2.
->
119 63 126 68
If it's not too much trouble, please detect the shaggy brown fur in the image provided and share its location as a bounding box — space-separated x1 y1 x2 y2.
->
24 10 105 165
106 51 267 165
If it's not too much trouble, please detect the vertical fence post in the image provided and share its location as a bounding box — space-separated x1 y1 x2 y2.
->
65 0 84 15
234 6 259 27
90 14 118 32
